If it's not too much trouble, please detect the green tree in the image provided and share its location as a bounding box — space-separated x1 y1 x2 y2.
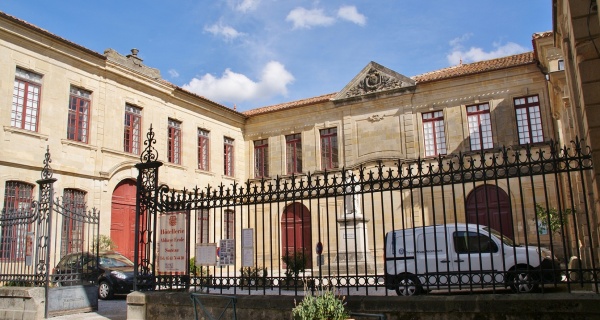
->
535 203 574 235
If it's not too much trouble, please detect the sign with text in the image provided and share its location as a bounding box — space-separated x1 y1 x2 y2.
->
242 228 254 267
219 239 235 266
195 243 218 266
158 211 188 274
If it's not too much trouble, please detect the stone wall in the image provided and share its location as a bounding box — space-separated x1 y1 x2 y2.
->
0 287 45 320
127 291 600 320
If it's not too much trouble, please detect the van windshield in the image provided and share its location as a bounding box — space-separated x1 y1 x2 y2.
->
483 227 516 247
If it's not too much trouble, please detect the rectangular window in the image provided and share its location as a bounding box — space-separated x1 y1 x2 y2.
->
196 209 210 244
67 86 91 143
0 181 34 260
254 139 269 178
124 104 142 154
197 129 210 171
320 128 339 170
422 111 447 157
557 59 565 71
515 95 543 144
286 134 302 174
467 103 493 151
224 137 234 176
61 189 86 256
12 67 42 131
168 119 182 164
224 209 234 239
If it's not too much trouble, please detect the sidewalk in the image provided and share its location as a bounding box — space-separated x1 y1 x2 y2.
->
49 298 126 320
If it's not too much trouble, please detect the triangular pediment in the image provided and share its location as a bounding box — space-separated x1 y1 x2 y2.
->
333 61 416 100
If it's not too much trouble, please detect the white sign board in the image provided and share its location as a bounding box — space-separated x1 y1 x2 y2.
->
158 211 187 274
242 228 254 267
196 243 218 266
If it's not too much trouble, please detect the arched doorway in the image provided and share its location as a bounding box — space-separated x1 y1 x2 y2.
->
111 179 137 260
466 184 513 239
281 203 312 269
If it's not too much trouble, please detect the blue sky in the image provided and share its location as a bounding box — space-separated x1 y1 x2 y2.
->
0 1 552 112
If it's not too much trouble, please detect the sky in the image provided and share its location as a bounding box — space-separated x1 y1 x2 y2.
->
0 1 552 112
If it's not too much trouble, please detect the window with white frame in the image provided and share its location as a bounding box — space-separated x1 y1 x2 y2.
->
514 95 543 144
320 128 338 170
467 103 493 151
223 209 234 239
0 181 34 260
67 86 92 143
12 67 42 132
224 137 234 176
168 119 182 164
124 104 142 154
197 129 210 171
254 139 269 178
422 111 447 157
196 209 210 244
286 133 302 174
61 189 86 256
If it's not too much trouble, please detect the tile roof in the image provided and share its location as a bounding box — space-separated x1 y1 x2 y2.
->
412 52 535 83
244 52 536 116
242 92 337 116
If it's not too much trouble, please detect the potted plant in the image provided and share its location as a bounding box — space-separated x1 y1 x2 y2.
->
292 287 351 320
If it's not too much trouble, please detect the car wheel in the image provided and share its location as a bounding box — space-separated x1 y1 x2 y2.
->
98 281 114 300
395 275 421 296
509 269 538 293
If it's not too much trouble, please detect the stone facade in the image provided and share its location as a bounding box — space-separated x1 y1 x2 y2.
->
0 4 598 279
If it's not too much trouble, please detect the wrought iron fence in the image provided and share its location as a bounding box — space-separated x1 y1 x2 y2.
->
135 125 597 296
0 147 99 315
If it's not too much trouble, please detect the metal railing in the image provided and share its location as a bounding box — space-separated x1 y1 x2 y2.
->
135 125 597 296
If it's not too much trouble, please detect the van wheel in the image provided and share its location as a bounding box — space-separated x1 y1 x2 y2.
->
395 275 421 296
509 269 538 293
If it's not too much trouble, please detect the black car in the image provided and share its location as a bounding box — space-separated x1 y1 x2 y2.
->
53 251 136 299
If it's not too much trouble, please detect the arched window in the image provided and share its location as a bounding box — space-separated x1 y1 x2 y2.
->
61 189 86 256
1 181 34 260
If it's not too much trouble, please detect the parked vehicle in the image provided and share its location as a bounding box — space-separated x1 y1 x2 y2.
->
53 251 137 299
384 223 561 296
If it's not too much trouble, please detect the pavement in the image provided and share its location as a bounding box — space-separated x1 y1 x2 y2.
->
48 296 127 320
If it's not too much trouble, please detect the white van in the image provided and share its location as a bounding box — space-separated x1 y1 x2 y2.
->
384 223 561 296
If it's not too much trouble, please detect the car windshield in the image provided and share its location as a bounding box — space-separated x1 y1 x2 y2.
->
483 226 516 247
99 253 134 268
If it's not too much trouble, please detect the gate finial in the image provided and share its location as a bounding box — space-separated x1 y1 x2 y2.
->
141 124 159 163
41 145 53 179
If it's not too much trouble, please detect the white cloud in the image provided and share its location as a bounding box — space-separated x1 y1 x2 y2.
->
286 7 335 29
447 35 528 65
168 69 179 78
204 22 245 41
236 0 260 12
337 6 366 26
182 61 294 105
449 33 473 47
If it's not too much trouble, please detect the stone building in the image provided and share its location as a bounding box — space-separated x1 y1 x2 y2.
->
0 5 598 277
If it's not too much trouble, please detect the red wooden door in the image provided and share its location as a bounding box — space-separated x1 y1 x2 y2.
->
111 180 137 260
466 185 513 239
281 203 312 268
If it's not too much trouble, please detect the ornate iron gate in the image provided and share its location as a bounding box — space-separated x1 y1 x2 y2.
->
0 147 99 317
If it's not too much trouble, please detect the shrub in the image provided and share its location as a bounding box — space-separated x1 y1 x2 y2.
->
93 235 117 251
240 266 267 280
292 287 349 320
282 249 308 279
189 257 209 277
